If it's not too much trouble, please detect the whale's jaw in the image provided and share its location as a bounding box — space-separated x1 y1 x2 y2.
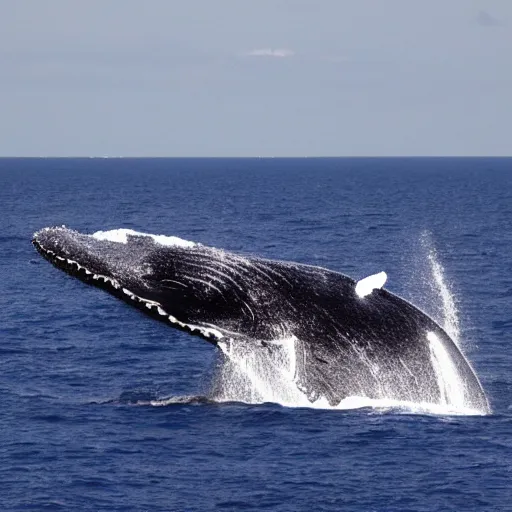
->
32 227 225 342
33 227 122 290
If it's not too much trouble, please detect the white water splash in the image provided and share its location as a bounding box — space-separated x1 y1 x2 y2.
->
148 394 482 416
210 332 484 416
213 336 321 408
207 234 486 416
422 234 461 346
427 331 466 407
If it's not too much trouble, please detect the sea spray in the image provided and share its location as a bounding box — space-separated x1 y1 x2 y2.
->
212 336 314 407
421 232 461 346
422 233 461 348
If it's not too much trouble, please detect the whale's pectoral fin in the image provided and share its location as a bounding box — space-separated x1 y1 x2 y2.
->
355 271 387 298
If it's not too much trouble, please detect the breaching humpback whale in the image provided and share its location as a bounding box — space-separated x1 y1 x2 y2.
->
32 226 489 413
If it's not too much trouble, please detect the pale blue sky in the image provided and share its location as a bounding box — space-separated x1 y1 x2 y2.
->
1 0 510 156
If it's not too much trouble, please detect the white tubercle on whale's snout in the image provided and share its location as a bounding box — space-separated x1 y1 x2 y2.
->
92 229 197 248
355 271 387 298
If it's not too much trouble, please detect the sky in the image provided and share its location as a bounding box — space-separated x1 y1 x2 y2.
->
0 0 511 157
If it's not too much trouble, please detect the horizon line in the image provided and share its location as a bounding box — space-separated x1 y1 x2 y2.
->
1 155 511 159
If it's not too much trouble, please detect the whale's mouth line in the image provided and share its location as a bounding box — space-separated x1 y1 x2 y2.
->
32 236 224 344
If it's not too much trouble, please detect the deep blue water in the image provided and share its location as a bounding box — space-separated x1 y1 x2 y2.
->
1 157 511 511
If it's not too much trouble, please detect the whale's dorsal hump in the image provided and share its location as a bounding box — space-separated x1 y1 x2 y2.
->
355 271 387 298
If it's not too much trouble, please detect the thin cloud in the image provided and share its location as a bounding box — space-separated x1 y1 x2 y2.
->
246 48 295 58
476 10 503 27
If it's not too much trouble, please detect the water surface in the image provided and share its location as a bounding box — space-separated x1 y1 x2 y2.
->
1 157 511 511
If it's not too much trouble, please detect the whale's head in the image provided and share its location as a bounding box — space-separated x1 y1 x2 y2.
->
32 227 274 343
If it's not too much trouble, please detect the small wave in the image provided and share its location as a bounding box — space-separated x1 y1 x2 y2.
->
147 395 216 407
93 393 484 415
94 393 215 407
0 235 27 244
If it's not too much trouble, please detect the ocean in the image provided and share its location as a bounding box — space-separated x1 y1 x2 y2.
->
1 157 511 511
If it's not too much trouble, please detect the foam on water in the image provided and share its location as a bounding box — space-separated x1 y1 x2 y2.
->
92 228 197 248
146 395 482 415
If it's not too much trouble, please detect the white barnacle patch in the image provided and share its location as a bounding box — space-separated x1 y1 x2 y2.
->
92 228 197 249
162 311 224 340
122 288 135 299
204 327 224 339
355 271 387 298
110 279 120 289
111 286 225 341
60 255 122 290
217 340 231 355
141 298 160 306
